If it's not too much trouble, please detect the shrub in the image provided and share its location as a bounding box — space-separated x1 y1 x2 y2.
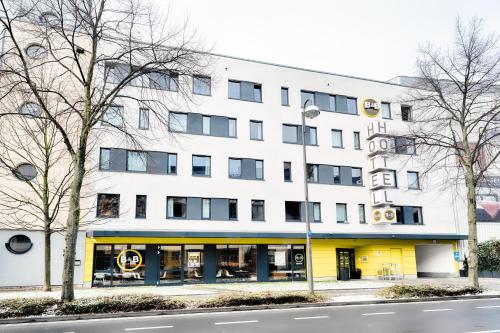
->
197 292 326 308
478 240 500 272
0 297 58 318
57 295 187 315
380 285 483 299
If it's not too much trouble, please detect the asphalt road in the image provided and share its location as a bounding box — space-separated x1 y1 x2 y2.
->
1 298 500 333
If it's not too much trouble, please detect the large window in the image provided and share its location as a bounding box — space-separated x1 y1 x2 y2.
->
284 162 292 182
281 87 289 106
216 245 257 282
285 201 301 221
127 151 147 172
336 203 347 223
351 167 362 185
300 91 315 106
112 245 146 286
332 129 343 148
228 158 242 178
149 72 178 91
184 245 204 283
250 120 263 140
135 195 147 218
159 245 182 284
139 108 149 130
407 171 420 189
251 200 265 221
167 197 187 218
394 137 416 155
192 155 211 176
347 97 358 114
283 124 316 145
102 105 124 127
283 124 298 143
382 102 391 119
168 112 187 132
193 76 211 95
97 194 120 218
394 206 424 224
268 245 306 281
228 80 262 102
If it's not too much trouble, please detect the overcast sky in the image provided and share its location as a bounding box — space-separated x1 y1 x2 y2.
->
158 0 500 82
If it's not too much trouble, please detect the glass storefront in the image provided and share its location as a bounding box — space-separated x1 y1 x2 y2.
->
92 243 305 286
268 245 306 281
216 245 257 282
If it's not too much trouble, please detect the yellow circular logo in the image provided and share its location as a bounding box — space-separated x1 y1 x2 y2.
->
361 98 381 118
373 210 382 221
116 249 143 271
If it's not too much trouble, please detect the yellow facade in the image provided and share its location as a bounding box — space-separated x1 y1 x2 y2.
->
83 236 458 283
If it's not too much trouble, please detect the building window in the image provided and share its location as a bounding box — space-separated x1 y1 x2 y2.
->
168 154 177 174
193 76 211 95
99 148 111 170
216 245 257 282
135 195 147 218
202 198 211 219
168 112 187 132
228 80 262 102
285 201 301 221
283 124 298 143
281 87 289 106
347 98 358 114
382 102 391 119
413 207 423 224
312 203 321 222
102 105 124 127
139 108 149 130
336 203 347 223
284 162 292 182
353 132 361 150
308 127 317 145
255 160 264 180
229 199 238 219
228 118 237 137
25 44 48 59
5 235 33 254
250 120 263 140
358 204 366 224
149 72 178 91
307 164 319 183
127 151 147 172
329 95 336 111
97 194 120 218
351 167 362 185
268 245 306 281
401 105 412 121
394 137 416 155
228 158 242 178
19 102 42 117
202 116 211 135
333 166 340 184
407 171 420 189
192 155 211 176
332 129 343 148
300 91 315 106
167 197 187 218
251 200 265 221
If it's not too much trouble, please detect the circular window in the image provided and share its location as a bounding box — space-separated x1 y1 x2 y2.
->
39 12 60 27
5 235 33 254
19 102 42 117
13 163 37 181
25 44 48 60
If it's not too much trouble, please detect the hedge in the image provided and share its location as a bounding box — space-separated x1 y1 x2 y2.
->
0 297 58 319
197 292 326 308
380 285 483 299
478 240 500 272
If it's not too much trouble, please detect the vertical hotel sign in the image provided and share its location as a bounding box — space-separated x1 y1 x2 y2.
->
364 99 397 224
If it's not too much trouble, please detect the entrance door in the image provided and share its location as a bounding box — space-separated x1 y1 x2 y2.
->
336 249 355 280
390 248 403 278
159 245 182 284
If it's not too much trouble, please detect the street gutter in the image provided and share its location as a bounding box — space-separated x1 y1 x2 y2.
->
1 294 499 325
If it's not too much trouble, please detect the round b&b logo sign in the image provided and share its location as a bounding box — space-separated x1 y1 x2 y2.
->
361 98 381 117
116 249 142 271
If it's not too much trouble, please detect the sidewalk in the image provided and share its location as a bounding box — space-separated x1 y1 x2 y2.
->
1 277 499 302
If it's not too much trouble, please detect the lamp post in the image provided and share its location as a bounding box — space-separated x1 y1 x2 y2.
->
301 99 320 294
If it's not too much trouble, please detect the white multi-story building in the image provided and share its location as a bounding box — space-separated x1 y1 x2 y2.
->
1 52 468 287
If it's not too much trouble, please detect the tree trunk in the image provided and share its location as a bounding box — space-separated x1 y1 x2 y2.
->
61 153 86 302
466 168 479 287
43 229 51 291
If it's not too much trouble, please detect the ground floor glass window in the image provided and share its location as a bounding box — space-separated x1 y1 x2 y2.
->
159 245 182 284
216 245 257 282
268 244 306 281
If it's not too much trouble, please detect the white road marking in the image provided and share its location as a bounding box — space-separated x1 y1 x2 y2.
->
294 315 329 320
125 326 173 331
214 320 259 325
477 305 500 309
361 312 395 316
423 308 452 312
463 330 500 333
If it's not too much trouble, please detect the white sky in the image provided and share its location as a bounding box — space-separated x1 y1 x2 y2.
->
157 0 500 82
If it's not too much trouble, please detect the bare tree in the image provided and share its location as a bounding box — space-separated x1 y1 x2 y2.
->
0 110 72 292
0 0 210 301
404 18 500 287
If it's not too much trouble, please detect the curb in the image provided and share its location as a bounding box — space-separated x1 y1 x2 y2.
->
1 294 499 325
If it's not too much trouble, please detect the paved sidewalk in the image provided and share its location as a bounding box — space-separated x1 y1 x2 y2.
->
0 277 498 301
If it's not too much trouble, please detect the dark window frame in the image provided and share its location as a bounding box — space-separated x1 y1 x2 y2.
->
138 108 149 130
166 196 187 219
336 203 348 223
201 198 211 220
407 171 421 190
353 131 361 150
381 102 392 119
358 204 366 224
193 75 211 96
192 154 211 177
228 199 238 220
249 120 263 141
401 105 413 122
332 129 344 148
251 200 265 221
96 193 120 218
281 87 289 106
284 161 292 182
135 195 147 219
228 79 262 103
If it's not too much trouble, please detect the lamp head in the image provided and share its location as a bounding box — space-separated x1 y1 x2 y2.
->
304 104 320 119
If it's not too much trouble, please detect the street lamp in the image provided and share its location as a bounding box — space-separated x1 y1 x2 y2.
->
301 99 320 294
